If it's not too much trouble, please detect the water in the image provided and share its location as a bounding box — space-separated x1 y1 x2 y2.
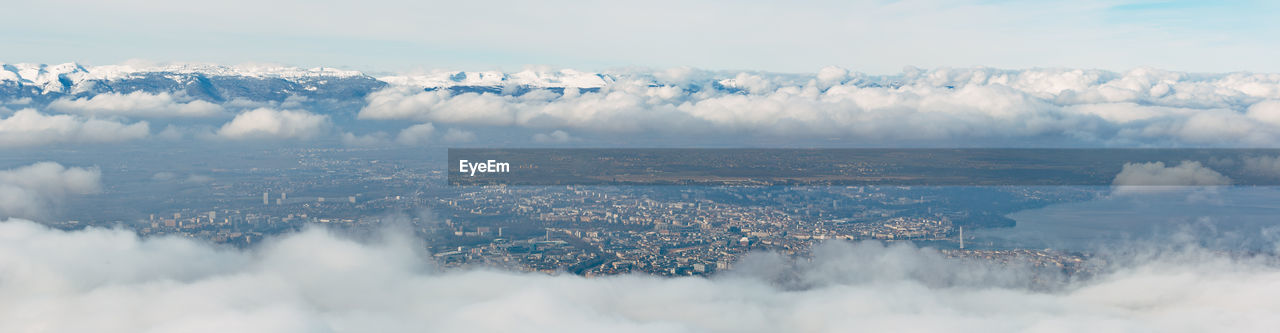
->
973 187 1280 252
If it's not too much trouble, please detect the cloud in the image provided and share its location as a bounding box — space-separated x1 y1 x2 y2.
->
359 67 1280 145
13 65 1280 147
1243 155 1280 179
184 174 214 184
1112 161 1231 195
341 131 391 147
1246 100 1280 127
441 128 476 143
47 92 226 118
150 172 177 181
532 130 573 143
395 123 435 145
155 125 187 140
151 172 214 184
2 219 1280 332
0 162 101 219
0 109 149 147
216 108 330 140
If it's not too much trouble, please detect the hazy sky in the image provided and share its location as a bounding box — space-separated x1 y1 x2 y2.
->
3 0 1278 73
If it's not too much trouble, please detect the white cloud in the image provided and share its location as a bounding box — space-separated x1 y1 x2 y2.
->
441 128 476 143
47 92 226 118
151 172 213 184
532 130 573 143
359 67 1280 145
359 88 521 127
1113 161 1231 188
395 123 435 146
1245 100 1280 127
1242 155 1280 179
341 131 390 147
2 219 1280 332
155 125 187 140
184 174 213 184
216 108 330 140
0 162 101 219
150 172 177 181
0 109 149 147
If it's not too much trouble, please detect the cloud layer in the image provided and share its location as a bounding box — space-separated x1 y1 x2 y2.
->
0 109 149 147
0 162 101 219
1113 161 1232 186
9 66 1280 147
2 218 1280 332
361 67 1280 145
216 108 330 140
47 92 226 118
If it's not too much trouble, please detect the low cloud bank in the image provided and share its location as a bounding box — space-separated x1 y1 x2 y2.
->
362 67 1280 145
0 109 149 147
216 108 331 140
0 162 101 219
2 219 1279 332
47 92 226 118
1113 161 1232 186
11 66 1280 147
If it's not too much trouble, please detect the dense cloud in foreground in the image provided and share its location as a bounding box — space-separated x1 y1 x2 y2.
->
2 218 1279 333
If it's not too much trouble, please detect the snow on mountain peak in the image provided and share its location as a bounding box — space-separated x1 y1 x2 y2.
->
0 62 370 94
75 63 366 80
379 68 611 89
1 62 624 95
2 62 364 81
0 62 91 93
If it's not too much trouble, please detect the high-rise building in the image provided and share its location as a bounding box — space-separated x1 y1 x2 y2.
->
263 192 269 205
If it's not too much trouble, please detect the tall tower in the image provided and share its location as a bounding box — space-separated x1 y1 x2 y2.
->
958 226 964 250
263 192 269 205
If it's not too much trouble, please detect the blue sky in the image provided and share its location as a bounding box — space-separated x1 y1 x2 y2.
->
3 0 1277 73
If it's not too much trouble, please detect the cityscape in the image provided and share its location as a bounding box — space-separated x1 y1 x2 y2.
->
40 147 1100 278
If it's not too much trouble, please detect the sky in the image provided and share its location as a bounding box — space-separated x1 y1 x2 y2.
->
3 0 1278 74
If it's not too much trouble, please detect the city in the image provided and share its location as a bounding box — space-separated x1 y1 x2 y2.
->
40 147 1101 278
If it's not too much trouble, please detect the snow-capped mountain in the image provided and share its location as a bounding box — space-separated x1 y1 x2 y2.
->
380 68 613 89
0 63 91 94
0 62 385 103
0 63 634 104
